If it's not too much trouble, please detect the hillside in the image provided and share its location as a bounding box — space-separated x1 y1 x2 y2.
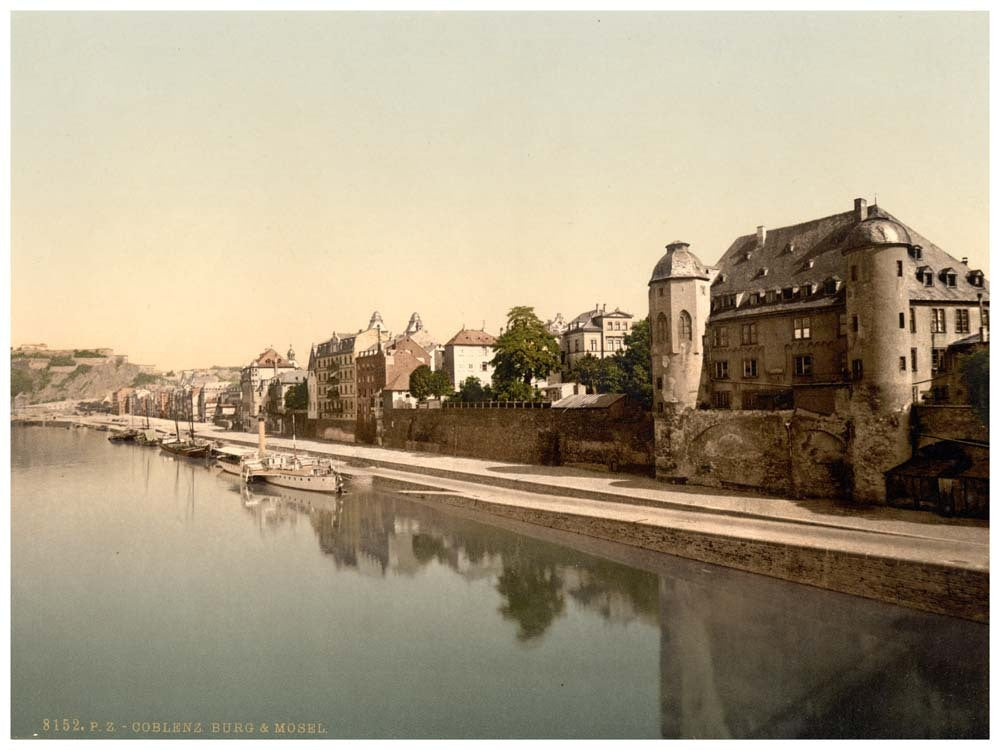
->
11 355 167 404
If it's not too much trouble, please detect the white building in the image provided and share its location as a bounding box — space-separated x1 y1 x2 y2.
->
442 328 497 390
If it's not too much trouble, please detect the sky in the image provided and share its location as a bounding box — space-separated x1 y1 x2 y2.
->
11 11 989 371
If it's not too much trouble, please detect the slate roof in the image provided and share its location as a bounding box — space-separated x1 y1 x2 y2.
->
445 329 497 347
709 206 988 320
551 393 625 409
566 307 634 333
649 242 715 283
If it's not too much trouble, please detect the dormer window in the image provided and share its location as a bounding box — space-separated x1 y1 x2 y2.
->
917 266 933 286
968 270 985 287
823 277 840 295
748 292 761 305
781 287 796 301
784 242 795 254
804 259 814 270
757 267 769 278
743 252 753 262
939 268 957 287
908 245 924 260
765 290 778 304
803 283 815 296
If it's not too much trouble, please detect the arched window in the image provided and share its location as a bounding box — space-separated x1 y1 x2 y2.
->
655 313 669 345
679 310 693 341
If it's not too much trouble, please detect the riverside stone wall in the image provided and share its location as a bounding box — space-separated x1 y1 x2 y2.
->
382 406 654 473
653 405 907 502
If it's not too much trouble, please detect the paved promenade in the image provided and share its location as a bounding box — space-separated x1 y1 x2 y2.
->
37 413 990 621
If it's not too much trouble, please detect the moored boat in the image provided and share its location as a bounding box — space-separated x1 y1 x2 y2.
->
238 414 345 493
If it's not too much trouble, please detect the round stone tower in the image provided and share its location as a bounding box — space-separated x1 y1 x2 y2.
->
648 241 715 410
842 213 915 412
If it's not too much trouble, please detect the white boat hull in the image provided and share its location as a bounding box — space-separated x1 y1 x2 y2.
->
253 471 344 493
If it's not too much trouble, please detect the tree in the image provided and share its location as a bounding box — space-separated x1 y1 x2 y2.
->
284 382 308 410
11 369 33 397
961 350 989 427
429 370 453 399
451 376 490 403
409 366 452 401
409 365 434 401
613 317 652 410
490 378 537 402
491 306 561 399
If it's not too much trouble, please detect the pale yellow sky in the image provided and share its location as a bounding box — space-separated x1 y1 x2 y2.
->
11 12 989 370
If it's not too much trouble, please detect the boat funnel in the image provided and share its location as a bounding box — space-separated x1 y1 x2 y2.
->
258 414 267 455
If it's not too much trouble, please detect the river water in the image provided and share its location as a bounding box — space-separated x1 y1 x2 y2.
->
10 425 988 739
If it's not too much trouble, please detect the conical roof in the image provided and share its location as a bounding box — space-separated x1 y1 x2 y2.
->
649 241 712 283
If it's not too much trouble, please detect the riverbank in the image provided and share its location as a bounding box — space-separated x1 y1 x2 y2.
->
15 413 989 622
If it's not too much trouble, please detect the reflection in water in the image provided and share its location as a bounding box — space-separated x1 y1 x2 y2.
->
236 478 658 640
12 427 989 739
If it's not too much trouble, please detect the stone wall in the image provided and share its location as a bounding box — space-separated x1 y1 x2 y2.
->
653 405 907 502
303 418 356 443
382 406 654 473
913 405 988 444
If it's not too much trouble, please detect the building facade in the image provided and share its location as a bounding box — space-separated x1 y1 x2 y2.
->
356 336 432 442
561 304 635 368
238 346 299 430
442 328 497 390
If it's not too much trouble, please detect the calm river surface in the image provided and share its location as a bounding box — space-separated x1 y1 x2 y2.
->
11 425 988 739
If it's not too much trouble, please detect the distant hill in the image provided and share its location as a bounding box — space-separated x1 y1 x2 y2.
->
10 353 165 404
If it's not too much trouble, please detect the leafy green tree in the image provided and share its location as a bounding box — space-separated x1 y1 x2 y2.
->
451 376 490 403
490 379 537 402
961 350 989 427
284 382 309 410
613 317 652 410
491 306 560 400
429 370 453 399
409 365 434 401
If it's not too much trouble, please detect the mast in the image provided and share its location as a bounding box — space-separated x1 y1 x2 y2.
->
291 412 297 455
189 390 195 440
145 399 150 429
174 392 181 440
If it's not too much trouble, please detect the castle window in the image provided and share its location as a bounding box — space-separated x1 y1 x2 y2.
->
985 309 990 329
743 359 758 378
679 311 693 341
897 260 903 277
793 355 813 377
956 309 970 333
712 391 731 409
911 348 918 372
590 339 597 352
931 308 946 333
899 356 907 372
655 313 669 345
741 323 758 345
852 315 859 333
793 317 811 340
851 359 864 380
910 308 916 333
658 287 664 297
712 327 729 348
713 361 729 380
838 314 847 337
656 376 663 390
851 265 858 282
899 312 905 329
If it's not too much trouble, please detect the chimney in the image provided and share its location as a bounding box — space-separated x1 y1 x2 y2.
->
756 225 766 246
962 257 969 265
854 198 867 222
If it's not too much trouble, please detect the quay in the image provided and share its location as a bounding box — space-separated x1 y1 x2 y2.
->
23 413 988 623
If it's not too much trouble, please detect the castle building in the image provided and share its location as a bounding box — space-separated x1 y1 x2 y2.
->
238 346 299 430
650 198 989 415
560 304 635 368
